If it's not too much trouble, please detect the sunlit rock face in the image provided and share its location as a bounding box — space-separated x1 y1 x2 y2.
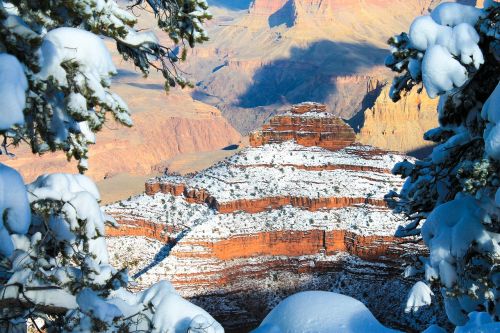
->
106 103 446 332
4 38 242 184
357 86 439 157
249 102 356 151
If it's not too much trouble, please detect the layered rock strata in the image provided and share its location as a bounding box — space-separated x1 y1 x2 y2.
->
249 102 355 150
106 103 444 331
184 0 449 134
4 36 242 183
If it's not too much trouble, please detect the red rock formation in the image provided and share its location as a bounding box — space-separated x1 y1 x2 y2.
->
216 196 387 213
146 179 388 213
106 102 436 331
175 230 406 261
249 103 355 150
106 219 172 242
290 103 327 114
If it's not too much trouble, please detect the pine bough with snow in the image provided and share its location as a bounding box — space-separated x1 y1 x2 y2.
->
386 1 500 330
0 0 211 172
0 0 223 332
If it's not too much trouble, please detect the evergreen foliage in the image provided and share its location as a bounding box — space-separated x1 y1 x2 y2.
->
386 1 500 326
0 1 223 332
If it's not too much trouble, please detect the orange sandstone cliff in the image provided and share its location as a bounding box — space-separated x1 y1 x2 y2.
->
2 37 242 187
357 85 438 156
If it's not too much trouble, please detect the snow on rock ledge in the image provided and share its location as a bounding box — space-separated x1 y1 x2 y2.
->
249 102 356 151
143 104 409 212
105 103 441 332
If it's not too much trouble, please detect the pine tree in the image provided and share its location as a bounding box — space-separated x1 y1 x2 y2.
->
0 1 223 332
386 1 500 327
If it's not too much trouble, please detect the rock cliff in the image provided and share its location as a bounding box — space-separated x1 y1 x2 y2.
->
357 85 439 156
105 103 445 331
249 102 355 150
184 0 454 134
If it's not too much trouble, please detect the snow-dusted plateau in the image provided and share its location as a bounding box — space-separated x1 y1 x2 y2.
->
105 103 447 331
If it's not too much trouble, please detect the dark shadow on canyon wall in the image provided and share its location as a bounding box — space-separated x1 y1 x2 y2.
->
269 0 295 28
116 68 140 79
133 227 193 279
237 40 388 109
126 82 164 90
189 263 451 333
346 83 386 133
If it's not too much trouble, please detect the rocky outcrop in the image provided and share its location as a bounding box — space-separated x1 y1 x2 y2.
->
216 196 387 213
357 85 438 156
249 102 355 150
6 109 241 182
183 0 447 135
106 103 444 331
249 0 410 27
106 221 409 261
146 180 388 213
175 230 408 261
106 219 172 242
249 0 289 15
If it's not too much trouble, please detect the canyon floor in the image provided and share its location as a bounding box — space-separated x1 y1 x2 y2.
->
97 141 247 204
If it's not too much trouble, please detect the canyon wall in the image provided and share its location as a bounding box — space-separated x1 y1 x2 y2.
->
3 37 242 184
6 107 241 183
145 180 388 213
357 85 438 156
183 0 451 135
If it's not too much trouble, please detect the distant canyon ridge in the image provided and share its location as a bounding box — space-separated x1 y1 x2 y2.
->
4 0 482 201
186 0 454 151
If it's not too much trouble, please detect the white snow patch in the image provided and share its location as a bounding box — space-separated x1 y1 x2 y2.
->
149 142 407 203
422 194 500 324
405 281 434 313
430 3 484 27
455 311 500 333
422 45 467 98
0 53 28 130
482 83 500 160
38 27 116 86
408 3 485 98
77 288 122 322
252 291 400 333
0 163 30 257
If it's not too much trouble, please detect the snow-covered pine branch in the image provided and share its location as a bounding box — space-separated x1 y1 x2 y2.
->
386 1 500 329
0 0 211 171
0 1 222 332
0 169 223 332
